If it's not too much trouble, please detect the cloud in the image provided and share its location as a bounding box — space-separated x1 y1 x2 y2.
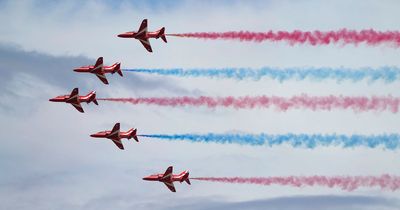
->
0 43 90 88
74 195 400 210
0 43 190 115
2 0 400 68
163 195 400 210
0 43 188 91
1 1 400 210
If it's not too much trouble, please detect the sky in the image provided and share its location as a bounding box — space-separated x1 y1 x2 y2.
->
0 0 400 209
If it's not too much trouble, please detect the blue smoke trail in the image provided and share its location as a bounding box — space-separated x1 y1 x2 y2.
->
124 67 400 83
138 133 400 149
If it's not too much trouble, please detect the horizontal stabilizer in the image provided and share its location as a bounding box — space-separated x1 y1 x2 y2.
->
132 129 139 142
158 27 167 43
114 63 123 77
185 178 191 185
86 91 98 105
181 171 190 185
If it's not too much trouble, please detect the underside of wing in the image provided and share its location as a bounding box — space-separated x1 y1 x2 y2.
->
71 103 84 113
163 182 176 192
139 38 153 52
95 73 109 85
112 139 124 150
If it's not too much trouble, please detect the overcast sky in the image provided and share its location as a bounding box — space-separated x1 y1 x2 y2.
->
1 0 400 209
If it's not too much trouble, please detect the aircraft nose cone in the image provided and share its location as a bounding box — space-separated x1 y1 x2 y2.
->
142 177 151 181
49 98 56 102
117 33 131 38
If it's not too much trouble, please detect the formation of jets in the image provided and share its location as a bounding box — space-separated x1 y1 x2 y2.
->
50 19 190 192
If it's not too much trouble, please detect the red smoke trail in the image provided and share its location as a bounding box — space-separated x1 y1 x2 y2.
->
98 95 400 113
192 175 400 191
167 29 400 46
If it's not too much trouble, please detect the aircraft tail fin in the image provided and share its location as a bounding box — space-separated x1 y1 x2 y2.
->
86 91 98 105
127 128 139 142
158 27 167 43
180 171 191 185
112 62 123 77
132 129 139 142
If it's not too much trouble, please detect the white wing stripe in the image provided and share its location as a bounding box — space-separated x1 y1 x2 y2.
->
96 73 107 79
91 64 104 73
109 130 120 137
136 27 147 36
140 39 150 46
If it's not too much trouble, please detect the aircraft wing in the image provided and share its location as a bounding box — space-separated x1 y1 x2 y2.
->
66 88 83 112
90 57 108 84
66 88 79 102
95 73 109 85
70 88 79 97
163 181 176 192
139 38 153 52
107 123 120 140
162 166 173 179
136 19 148 37
71 102 84 113
91 58 104 74
111 123 120 134
111 139 124 150
94 57 103 67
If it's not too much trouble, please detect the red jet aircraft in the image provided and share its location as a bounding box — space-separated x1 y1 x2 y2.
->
117 19 167 52
90 123 139 150
73 57 122 85
143 166 190 192
49 88 98 113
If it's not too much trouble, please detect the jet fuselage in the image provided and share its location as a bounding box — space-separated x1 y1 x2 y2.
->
73 64 120 74
90 129 136 140
49 91 95 103
117 30 162 39
89 123 138 150
142 171 189 182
